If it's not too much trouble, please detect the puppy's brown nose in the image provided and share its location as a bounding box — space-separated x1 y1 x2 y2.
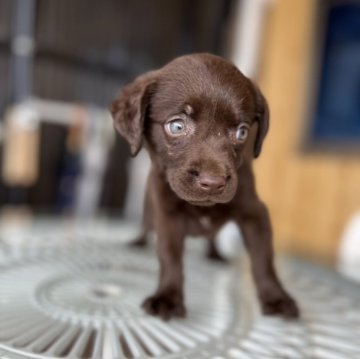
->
198 174 226 193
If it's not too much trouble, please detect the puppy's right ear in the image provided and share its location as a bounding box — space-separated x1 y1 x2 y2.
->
252 83 270 158
111 71 158 156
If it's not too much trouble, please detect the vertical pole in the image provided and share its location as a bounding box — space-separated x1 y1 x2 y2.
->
11 0 36 102
8 0 37 205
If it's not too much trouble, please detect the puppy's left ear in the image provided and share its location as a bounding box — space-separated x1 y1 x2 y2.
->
111 71 158 156
252 83 269 158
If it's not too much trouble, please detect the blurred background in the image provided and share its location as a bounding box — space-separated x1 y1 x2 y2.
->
0 0 359 271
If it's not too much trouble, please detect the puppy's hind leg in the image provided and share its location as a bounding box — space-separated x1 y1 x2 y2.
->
129 183 153 247
206 234 228 263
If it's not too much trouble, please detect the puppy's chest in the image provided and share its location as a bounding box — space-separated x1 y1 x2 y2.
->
186 208 231 235
187 215 214 235
196 215 213 232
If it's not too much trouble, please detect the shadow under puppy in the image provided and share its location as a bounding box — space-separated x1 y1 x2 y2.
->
111 53 299 320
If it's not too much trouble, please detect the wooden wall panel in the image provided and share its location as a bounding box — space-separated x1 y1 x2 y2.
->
254 0 360 263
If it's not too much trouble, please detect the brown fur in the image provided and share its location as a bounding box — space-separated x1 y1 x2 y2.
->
111 53 299 320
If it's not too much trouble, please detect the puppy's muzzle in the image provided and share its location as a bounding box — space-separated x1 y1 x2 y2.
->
189 170 230 195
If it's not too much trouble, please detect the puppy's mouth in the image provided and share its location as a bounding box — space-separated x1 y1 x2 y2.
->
188 200 215 207
166 169 238 206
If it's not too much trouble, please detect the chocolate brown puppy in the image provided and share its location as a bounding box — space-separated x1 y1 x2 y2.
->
111 53 299 320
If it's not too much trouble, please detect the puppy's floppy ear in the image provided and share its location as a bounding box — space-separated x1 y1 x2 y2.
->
111 71 158 156
252 83 269 158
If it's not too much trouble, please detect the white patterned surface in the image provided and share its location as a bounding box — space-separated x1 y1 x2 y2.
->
0 220 359 358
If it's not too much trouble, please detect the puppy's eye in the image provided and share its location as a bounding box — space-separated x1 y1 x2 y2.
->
235 124 249 143
165 119 186 136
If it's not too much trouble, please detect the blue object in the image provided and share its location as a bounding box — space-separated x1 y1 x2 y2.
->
312 3 360 143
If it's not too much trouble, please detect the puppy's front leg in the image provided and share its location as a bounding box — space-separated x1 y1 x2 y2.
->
237 200 299 318
142 210 186 320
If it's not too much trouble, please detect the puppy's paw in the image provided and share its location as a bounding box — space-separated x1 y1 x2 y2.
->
260 289 300 319
142 292 186 320
128 235 148 248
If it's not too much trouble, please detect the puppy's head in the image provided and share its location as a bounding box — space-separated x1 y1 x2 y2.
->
111 54 269 206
